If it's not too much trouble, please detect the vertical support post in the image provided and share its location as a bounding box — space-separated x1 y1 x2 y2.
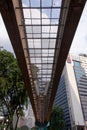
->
35 121 49 130
37 127 48 130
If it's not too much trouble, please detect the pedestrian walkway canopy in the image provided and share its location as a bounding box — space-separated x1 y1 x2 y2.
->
0 0 86 125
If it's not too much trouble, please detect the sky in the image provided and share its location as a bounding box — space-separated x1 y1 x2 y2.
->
70 1 87 55
0 14 14 53
0 1 87 55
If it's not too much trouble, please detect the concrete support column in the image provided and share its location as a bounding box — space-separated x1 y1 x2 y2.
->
35 121 49 130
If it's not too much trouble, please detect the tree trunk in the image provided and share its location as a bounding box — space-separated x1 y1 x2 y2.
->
10 122 14 130
15 114 19 130
5 118 13 130
6 121 10 130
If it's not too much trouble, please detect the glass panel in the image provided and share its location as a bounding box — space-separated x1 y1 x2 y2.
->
29 53 34 57
42 57 48 61
33 33 41 38
48 57 54 61
42 18 50 25
49 49 55 54
42 0 52 7
31 9 40 18
25 19 31 24
33 26 41 33
42 60 48 63
34 53 41 57
42 9 51 19
47 70 52 75
42 64 47 69
47 64 53 68
51 18 58 24
42 78 47 81
50 25 58 33
42 26 50 33
35 49 41 54
41 70 47 74
32 19 40 25
31 0 40 7
42 33 49 38
31 58 35 63
27 33 32 38
48 60 53 64
42 53 48 57
22 0 29 7
26 26 32 33
36 58 41 64
52 9 60 18
48 53 54 57
42 39 49 48
34 39 41 48
47 77 51 81
53 0 62 7
28 40 33 48
49 39 56 48
50 33 57 37
29 49 34 54
23 9 30 18
47 69 52 73
42 50 48 56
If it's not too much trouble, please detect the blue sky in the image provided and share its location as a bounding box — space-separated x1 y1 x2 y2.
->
22 0 62 7
0 1 87 55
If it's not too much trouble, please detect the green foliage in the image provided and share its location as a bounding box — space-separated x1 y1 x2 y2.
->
49 106 65 130
0 49 28 129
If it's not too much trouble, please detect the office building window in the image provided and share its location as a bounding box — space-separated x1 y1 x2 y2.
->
74 61 80 67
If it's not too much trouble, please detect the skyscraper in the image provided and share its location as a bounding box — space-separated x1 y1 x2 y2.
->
54 54 87 130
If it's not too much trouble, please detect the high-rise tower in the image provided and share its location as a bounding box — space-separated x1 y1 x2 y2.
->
54 54 87 130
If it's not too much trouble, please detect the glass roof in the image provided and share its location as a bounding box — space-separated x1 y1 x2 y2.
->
21 0 62 95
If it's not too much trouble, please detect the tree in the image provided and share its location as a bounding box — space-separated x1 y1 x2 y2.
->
0 49 28 130
49 106 65 130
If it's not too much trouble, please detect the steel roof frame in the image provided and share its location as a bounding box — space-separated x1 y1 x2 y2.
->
0 0 86 124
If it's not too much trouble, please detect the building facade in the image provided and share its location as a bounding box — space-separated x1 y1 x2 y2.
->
54 54 87 130
17 100 35 129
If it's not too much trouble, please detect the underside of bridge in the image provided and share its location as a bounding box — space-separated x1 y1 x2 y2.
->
0 0 86 125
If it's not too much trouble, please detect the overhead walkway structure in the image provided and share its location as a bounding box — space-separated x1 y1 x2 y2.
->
0 0 86 127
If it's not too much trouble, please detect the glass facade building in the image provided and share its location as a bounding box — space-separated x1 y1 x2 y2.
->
54 54 87 130
54 76 71 129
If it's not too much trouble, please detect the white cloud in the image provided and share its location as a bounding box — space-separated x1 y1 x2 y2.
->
70 2 87 55
0 14 14 53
